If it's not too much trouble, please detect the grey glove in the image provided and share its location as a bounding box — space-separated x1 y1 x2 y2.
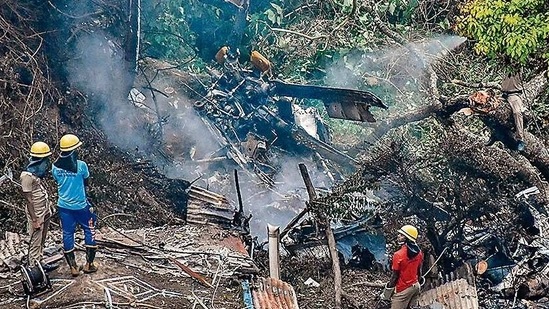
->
380 283 394 300
87 199 96 215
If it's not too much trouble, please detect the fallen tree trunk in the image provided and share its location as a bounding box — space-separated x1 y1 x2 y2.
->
445 123 549 204
362 0 549 191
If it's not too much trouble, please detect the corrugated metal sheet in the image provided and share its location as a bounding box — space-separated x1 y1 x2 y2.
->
418 278 478 309
252 277 299 309
418 263 479 309
186 185 235 226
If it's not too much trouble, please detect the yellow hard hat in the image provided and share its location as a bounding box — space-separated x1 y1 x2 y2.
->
59 134 82 152
30 142 52 158
398 225 418 242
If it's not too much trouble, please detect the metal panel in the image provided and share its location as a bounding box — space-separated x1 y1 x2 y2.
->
325 101 377 122
186 186 236 226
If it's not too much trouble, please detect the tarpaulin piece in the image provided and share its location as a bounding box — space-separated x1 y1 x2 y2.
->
241 280 254 309
483 252 515 284
336 233 387 266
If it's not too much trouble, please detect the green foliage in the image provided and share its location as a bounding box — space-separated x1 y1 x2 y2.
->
378 0 419 25
141 1 198 63
456 0 549 65
264 2 284 26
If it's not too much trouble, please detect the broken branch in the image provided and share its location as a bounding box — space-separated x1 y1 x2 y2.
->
450 79 501 90
270 27 328 41
299 163 343 309
168 256 214 288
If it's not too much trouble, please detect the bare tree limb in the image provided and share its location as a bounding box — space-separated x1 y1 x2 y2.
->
350 0 357 16
270 27 328 41
451 79 501 90
299 163 343 309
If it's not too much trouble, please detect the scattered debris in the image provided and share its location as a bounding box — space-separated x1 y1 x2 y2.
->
94 276 182 303
0 169 13 186
0 220 254 308
0 232 25 271
168 257 214 288
304 277 320 288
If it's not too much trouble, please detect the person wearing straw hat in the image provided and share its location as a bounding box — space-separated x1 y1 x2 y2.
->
52 134 98 276
21 142 53 269
381 225 424 309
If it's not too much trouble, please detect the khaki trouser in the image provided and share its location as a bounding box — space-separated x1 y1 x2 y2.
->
27 212 50 266
507 94 525 141
391 282 420 309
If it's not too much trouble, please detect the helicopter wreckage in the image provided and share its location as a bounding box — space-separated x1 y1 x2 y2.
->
128 49 386 187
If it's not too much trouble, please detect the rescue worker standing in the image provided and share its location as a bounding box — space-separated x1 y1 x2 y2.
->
52 134 98 276
501 71 525 151
21 142 53 268
381 225 424 309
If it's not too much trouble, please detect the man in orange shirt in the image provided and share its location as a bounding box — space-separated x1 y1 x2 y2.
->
381 225 424 309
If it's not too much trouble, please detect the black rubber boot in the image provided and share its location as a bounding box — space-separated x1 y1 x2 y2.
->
83 247 98 274
64 251 80 277
41 262 59 272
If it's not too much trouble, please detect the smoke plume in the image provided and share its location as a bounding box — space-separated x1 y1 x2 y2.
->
65 31 334 240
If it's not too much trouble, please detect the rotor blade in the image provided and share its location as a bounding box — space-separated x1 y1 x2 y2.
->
270 80 387 109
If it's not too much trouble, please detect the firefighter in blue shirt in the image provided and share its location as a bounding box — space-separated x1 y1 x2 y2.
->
52 134 97 276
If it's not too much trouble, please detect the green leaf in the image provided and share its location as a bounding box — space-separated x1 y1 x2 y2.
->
388 2 397 15
265 9 277 24
270 3 283 16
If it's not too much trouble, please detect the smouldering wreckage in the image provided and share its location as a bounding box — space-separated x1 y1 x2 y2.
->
0 184 299 308
0 49 392 307
196 48 389 187
126 53 549 308
130 49 387 188
279 171 549 307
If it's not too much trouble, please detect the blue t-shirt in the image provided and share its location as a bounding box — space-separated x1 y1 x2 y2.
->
52 160 89 210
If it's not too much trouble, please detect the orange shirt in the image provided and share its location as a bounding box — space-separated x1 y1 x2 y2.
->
391 245 423 293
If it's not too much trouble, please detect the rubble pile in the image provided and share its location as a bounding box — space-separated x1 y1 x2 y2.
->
0 223 253 308
97 224 257 278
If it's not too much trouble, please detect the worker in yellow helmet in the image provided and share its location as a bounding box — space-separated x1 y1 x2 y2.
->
381 225 424 309
51 134 98 276
20 142 56 271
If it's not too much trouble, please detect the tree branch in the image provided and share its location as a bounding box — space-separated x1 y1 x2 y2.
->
445 123 549 204
451 79 501 90
269 27 328 41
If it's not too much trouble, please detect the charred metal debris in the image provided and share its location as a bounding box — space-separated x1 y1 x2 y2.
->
191 48 387 186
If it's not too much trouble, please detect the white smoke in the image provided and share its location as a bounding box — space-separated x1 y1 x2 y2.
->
325 34 467 111
66 33 151 151
65 32 334 240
